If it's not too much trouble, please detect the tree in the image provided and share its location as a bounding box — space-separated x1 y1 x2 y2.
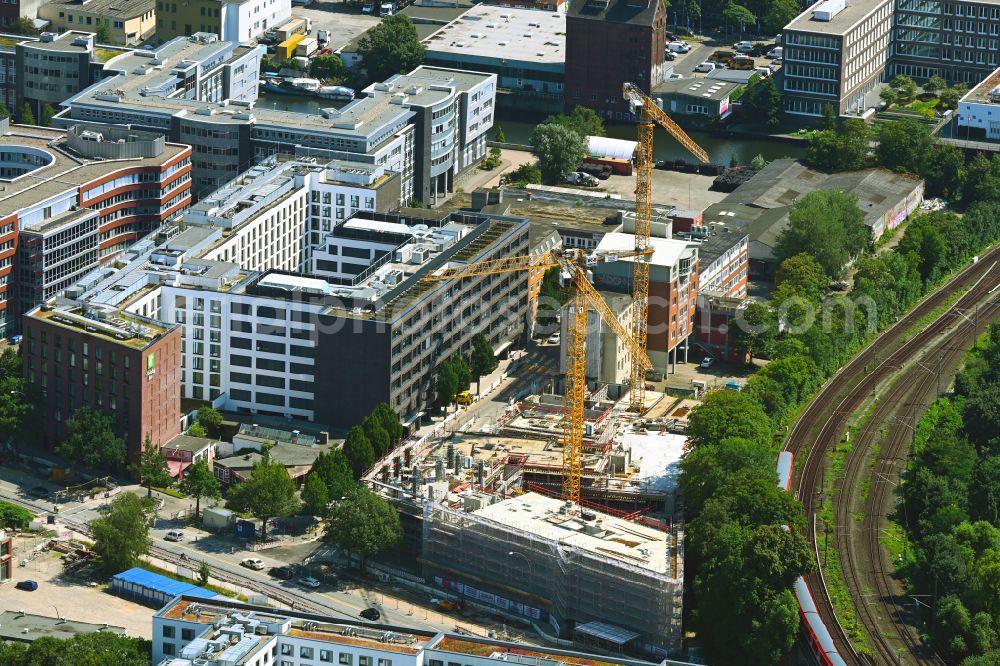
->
58 406 126 470
805 118 872 172
940 83 969 111
451 353 471 391
309 54 347 81
495 126 506 143
129 435 172 497
0 632 151 666
722 2 756 32
324 485 402 568
686 391 773 449
530 122 587 184
470 333 499 392
924 145 966 199
91 492 151 574
95 20 112 44
310 449 356 500
879 86 898 108
19 102 35 126
372 402 404 446
343 425 375 479
227 456 299 538
7 17 40 36
731 301 776 362
357 15 424 84
198 561 211 584
196 407 223 438
0 500 33 530
776 189 869 278
679 437 775 516
39 103 54 127
889 74 919 104
188 422 208 437
877 118 935 175
547 105 605 138
436 360 458 407
362 416 391 459
762 0 798 34
741 77 783 128
924 75 947 96
819 103 837 130
774 253 829 302
0 102 9 120
300 472 330 516
178 458 221 518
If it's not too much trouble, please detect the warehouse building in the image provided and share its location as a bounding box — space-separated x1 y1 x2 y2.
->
0 610 126 643
655 78 739 120
111 568 219 608
37 0 155 46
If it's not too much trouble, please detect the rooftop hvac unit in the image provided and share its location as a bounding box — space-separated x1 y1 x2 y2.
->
813 0 847 21
410 247 428 264
384 269 403 285
395 245 413 263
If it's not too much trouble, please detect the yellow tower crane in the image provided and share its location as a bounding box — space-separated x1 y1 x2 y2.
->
424 247 653 503
622 82 710 413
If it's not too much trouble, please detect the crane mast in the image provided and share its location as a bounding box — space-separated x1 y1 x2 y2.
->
425 247 653 503
622 82 709 413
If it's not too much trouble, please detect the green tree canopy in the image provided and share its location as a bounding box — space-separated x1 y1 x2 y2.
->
0 632 151 666
310 449 356 500
300 472 330 516
362 416 391 459
730 301 777 362
924 75 947 96
774 253 829 303
806 118 872 172
324 485 402 567
470 333 499 390
762 0 798 33
679 437 775 516
529 122 587 184
372 402 404 445
722 2 756 30
58 406 126 470
940 83 969 110
776 189 869 278
546 105 605 138
91 492 151 574
39 103 55 127
741 77 783 128
7 17 40 36
20 102 35 126
877 117 935 175
0 500 34 530
436 360 459 407
686 390 773 449
129 435 172 497
227 456 299 538
357 15 424 84
889 74 918 104
196 407 223 438
309 54 347 81
343 425 375 479
178 458 221 518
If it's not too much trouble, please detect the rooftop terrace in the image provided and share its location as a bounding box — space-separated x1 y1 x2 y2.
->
30 304 173 349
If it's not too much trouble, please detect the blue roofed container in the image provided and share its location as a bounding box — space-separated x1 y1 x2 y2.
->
110 567 219 607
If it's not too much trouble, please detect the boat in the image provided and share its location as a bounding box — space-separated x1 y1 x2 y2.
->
260 77 321 95
318 85 354 101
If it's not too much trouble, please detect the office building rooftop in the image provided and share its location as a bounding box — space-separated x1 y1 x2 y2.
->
423 5 566 66
0 611 126 643
785 0 883 35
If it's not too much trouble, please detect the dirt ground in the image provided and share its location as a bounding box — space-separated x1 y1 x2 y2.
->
1 538 153 638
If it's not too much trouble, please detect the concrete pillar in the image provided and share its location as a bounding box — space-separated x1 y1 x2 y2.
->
684 336 689 364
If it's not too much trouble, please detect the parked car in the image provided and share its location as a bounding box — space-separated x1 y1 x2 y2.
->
362 1 375 12
694 62 716 73
28 485 49 498
664 50 676 61
269 566 295 580
754 66 771 78
766 46 783 59
707 50 737 64
733 40 753 52
701 356 716 368
547 332 561 345
15 580 38 591
666 41 690 53
360 608 381 621
565 171 598 187
241 558 265 571
380 1 395 16
164 529 185 542
299 576 321 589
729 55 755 70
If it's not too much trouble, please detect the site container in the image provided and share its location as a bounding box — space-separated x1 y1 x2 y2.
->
277 33 304 60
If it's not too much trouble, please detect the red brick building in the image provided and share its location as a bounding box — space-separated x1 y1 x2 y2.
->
565 0 668 119
22 305 182 463
0 530 12 583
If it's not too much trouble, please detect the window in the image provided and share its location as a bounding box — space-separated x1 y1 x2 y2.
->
340 655 353 666
162 626 175 638
181 628 195 641
300 647 314 659
320 650 334 662
360 657 373 666
280 644 294 656
163 643 175 656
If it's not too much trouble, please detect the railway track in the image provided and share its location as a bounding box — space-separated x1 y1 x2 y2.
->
787 244 1000 666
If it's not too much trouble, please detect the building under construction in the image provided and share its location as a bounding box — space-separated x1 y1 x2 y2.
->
420 492 683 658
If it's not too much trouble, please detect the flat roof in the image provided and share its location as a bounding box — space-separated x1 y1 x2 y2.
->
595 232 693 268
0 611 126 643
41 0 155 19
28 304 173 350
657 77 739 102
472 492 672 574
961 65 1000 104
112 567 219 599
0 124 188 217
785 0 885 36
423 5 566 67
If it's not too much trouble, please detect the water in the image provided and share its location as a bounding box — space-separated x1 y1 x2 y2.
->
257 91 805 165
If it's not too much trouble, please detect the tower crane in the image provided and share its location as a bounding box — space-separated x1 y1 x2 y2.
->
622 82 710 413
424 247 653 504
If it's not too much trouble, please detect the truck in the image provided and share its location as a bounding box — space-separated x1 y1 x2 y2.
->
274 17 307 42
455 391 473 405
317 30 329 46
276 33 304 60
295 37 318 57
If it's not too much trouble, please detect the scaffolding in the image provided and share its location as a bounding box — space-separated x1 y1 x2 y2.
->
420 497 684 656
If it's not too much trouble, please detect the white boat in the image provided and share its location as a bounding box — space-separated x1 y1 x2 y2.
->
318 85 354 100
285 77 321 94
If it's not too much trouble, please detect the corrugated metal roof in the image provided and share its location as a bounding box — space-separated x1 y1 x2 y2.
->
112 567 218 599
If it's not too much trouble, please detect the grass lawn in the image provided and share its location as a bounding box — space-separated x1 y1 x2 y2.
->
904 97 940 118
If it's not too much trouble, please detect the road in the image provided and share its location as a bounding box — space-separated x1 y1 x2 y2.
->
0 468 529 641
787 246 1000 665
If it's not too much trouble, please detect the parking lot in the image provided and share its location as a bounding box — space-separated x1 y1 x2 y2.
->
291 1 381 52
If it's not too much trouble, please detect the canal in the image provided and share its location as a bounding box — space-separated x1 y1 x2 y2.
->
257 91 805 165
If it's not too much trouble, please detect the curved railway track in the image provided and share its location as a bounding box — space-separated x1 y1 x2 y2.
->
787 245 1000 666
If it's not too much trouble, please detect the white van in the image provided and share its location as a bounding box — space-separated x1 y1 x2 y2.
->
667 41 690 54
767 46 783 59
165 529 185 542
